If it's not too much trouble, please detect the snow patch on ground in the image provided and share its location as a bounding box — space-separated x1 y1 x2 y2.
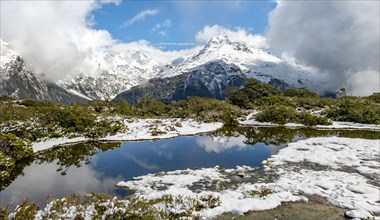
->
116 136 380 219
315 121 380 131
239 116 380 131
32 118 223 153
117 166 307 218
32 137 87 152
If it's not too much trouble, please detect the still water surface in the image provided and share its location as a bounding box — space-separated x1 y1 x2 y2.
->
0 127 378 208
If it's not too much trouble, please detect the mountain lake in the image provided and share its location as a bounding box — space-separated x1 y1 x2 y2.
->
0 127 378 209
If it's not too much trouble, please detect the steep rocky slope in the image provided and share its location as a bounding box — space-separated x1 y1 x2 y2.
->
0 39 88 103
114 61 245 103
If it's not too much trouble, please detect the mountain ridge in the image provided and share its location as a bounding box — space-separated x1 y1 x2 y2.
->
1 36 319 102
0 39 89 103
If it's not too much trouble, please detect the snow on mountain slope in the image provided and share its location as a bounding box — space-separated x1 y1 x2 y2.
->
56 35 320 100
2 35 321 102
0 39 88 103
115 60 245 103
159 35 318 90
59 50 162 100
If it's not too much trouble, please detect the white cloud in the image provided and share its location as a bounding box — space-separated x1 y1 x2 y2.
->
267 1 380 95
0 0 119 80
0 161 120 208
111 40 202 65
345 69 380 97
99 0 122 5
196 135 248 153
121 9 160 28
195 25 268 48
0 1 198 81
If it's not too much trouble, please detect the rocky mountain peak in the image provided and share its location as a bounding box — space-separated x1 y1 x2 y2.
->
203 35 252 53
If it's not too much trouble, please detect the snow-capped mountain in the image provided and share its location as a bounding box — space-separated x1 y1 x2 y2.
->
1 35 320 103
115 60 245 103
59 50 162 100
60 35 319 101
114 35 322 103
0 39 88 103
159 35 318 89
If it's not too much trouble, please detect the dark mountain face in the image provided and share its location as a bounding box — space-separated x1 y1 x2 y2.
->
45 82 89 104
173 61 245 100
114 61 245 104
0 43 88 104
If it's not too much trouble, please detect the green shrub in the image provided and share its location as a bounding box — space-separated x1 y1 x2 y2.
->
89 100 109 113
112 98 137 116
223 110 239 127
226 78 282 109
0 133 33 161
256 106 297 125
0 96 15 101
136 97 169 117
20 99 53 107
284 88 319 98
297 112 332 126
254 95 294 108
0 133 33 184
225 87 250 108
324 97 380 124
293 97 334 110
368 92 380 103
256 106 332 126
169 97 242 122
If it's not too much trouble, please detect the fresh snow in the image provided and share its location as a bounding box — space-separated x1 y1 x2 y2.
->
32 118 223 153
58 50 162 100
239 112 380 131
0 39 18 68
57 35 320 100
116 136 380 219
315 121 380 131
32 137 87 153
161 35 319 91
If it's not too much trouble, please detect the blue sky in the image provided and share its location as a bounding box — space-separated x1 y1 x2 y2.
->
92 1 276 50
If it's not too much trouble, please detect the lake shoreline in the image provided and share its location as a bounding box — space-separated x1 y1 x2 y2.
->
32 117 380 153
3 130 380 219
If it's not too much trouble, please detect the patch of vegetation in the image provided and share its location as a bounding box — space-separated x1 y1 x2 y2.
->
227 79 379 125
226 78 282 109
297 112 332 126
169 97 242 123
5 193 222 220
0 133 33 188
245 188 273 197
368 92 380 103
0 207 7 220
255 106 332 126
324 97 380 124
284 88 319 98
7 200 37 220
223 110 239 127
292 97 334 110
161 194 221 218
256 106 298 125
253 95 295 109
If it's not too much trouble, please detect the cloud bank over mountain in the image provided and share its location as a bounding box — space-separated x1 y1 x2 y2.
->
267 1 380 96
0 1 197 81
1 1 378 96
195 25 268 49
1 1 115 80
